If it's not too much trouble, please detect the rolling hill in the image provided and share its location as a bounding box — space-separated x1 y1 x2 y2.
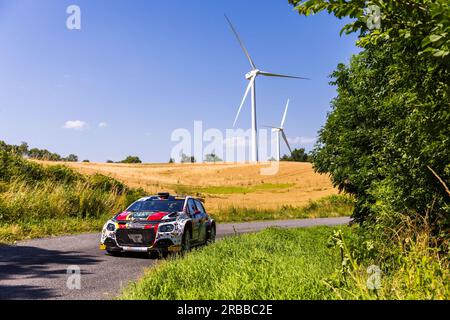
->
37 161 339 211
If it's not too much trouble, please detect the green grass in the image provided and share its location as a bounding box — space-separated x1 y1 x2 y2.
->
120 224 449 300
172 183 295 195
325 220 450 300
210 194 354 223
120 226 345 300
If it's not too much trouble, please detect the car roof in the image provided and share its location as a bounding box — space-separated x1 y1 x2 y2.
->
136 195 204 203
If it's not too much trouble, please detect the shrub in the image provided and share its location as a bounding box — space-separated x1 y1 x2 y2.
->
88 173 126 194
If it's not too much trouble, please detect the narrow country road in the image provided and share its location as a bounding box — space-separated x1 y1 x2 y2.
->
0 217 350 300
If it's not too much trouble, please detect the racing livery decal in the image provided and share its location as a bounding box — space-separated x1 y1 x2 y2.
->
100 193 216 256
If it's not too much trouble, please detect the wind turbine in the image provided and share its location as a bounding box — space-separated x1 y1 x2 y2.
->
265 99 293 161
225 15 308 162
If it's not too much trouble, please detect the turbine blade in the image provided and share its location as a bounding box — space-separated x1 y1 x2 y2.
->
224 15 256 70
259 71 310 80
281 130 292 153
233 76 255 127
280 98 290 128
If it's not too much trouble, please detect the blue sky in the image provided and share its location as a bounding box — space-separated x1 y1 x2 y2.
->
0 0 358 162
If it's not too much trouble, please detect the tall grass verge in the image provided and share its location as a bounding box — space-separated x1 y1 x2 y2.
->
120 226 346 300
326 214 449 299
121 222 449 300
0 150 146 243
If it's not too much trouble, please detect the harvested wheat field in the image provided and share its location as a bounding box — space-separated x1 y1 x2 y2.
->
39 161 339 211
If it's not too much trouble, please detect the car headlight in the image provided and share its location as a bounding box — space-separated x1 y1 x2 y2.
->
106 223 116 231
159 224 174 232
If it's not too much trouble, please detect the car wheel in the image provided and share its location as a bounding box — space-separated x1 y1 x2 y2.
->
149 250 169 259
107 249 121 256
207 224 216 244
181 228 191 254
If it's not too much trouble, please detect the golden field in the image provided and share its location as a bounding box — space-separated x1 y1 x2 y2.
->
38 161 338 211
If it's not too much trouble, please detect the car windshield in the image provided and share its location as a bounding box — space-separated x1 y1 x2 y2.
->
127 199 184 213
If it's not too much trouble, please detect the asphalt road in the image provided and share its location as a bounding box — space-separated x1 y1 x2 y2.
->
0 217 350 300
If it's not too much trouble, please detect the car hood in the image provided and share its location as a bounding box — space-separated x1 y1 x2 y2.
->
115 211 174 222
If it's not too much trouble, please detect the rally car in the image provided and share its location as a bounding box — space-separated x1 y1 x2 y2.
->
99 193 216 256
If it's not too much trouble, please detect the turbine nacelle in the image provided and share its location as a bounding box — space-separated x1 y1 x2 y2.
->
245 69 260 80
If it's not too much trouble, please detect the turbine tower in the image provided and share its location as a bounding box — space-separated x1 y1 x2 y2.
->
225 15 308 162
265 99 293 161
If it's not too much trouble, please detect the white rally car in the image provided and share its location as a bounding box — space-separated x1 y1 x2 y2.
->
100 193 216 256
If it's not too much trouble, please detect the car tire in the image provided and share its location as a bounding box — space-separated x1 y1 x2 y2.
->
107 249 121 256
181 228 191 254
149 250 169 259
207 224 216 244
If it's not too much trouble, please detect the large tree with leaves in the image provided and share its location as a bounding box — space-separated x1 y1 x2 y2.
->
288 0 449 231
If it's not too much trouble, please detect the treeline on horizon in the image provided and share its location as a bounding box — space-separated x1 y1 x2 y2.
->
0 140 79 162
171 148 311 164
1 140 311 165
0 140 145 164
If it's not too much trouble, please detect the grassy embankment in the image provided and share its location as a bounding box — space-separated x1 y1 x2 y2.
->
0 151 145 243
121 226 344 300
121 225 449 300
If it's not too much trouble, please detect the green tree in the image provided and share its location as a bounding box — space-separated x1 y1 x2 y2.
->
27 148 41 159
180 153 195 164
18 142 29 157
281 148 309 162
289 0 450 59
7 142 29 156
289 0 450 229
65 154 79 162
204 153 222 163
119 156 142 164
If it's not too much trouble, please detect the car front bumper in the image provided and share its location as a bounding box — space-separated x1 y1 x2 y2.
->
99 239 182 253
